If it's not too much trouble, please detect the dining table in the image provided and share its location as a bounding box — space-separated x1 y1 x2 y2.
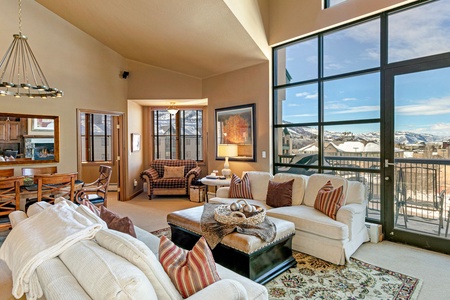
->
18 179 84 211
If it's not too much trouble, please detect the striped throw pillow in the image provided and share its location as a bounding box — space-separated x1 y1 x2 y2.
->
159 236 220 298
314 180 344 220
229 173 253 199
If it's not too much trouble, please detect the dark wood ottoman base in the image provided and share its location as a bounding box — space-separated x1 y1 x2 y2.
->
169 222 297 284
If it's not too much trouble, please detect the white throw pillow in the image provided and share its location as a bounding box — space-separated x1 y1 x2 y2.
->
346 180 367 205
245 171 273 201
303 174 348 207
273 173 308 206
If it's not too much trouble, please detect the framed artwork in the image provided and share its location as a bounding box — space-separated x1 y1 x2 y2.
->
215 103 256 162
31 118 54 131
131 133 141 152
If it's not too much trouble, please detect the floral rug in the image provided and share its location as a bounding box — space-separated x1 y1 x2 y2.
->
151 227 422 300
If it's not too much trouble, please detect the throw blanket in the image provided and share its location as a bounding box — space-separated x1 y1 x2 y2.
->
0 201 102 300
200 203 276 249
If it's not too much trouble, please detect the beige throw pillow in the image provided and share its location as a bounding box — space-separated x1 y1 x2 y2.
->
163 166 185 178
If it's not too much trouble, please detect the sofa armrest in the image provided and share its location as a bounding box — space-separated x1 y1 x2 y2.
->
216 187 230 198
140 168 160 198
186 279 247 300
140 167 159 182
336 203 367 240
186 166 201 180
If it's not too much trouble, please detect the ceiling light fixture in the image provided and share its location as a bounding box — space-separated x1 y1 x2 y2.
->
167 102 178 115
0 0 63 99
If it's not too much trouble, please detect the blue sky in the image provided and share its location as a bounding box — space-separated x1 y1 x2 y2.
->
278 0 450 137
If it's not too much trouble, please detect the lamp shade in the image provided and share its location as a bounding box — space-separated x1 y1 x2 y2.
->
218 144 238 158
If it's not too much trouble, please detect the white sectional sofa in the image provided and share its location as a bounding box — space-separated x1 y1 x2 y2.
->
0 201 268 300
210 172 370 265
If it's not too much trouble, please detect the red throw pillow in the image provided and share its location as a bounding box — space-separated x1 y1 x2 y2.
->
159 236 220 298
314 180 344 220
229 173 253 199
266 179 294 207
100 206 137 238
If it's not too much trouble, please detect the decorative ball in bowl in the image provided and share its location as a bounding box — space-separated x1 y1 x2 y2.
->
214 199 265 225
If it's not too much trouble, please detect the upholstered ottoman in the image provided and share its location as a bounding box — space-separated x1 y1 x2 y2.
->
167 206 296 284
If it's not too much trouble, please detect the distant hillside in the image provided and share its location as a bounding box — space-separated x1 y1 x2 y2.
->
283 123 450 145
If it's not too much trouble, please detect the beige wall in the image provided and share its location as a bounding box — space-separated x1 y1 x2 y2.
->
127 101 144 197
126 60 202 100
269 0 418 46
0 0 128 176
202 62 271 176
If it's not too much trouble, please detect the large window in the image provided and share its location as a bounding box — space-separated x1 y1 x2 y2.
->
273 0 450 225
80 113 112 162
153 109 203 161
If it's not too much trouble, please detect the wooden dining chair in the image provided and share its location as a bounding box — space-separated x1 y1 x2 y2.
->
0 168 14 178
75 165 112 207
26 173 78 208
0 176 24 229
21 166 58 176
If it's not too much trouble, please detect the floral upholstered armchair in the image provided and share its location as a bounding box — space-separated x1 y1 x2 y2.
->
140 159 201 199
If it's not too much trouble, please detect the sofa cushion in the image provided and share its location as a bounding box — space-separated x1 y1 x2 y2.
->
266 205 349 240
229 173 253 199
273 173 308 205
100 206 137 238
266 179 294 207
314 180 345 220
153 178 186 189
303 174 348 207
59 239 157 299
159 236 221 298
346 180 367 205
164 166 185 178
95 229 182 300
151 159 197 177
246 171 273 201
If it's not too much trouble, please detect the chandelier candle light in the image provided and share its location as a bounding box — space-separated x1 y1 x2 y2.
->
0 0 63 98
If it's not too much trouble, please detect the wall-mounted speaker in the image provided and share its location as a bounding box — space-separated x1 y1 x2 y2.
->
121 71 129 79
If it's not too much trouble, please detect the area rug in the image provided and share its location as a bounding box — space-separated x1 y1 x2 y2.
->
150 227 422 300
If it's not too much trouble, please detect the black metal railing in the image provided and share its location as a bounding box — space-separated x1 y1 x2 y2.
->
277 154 450 236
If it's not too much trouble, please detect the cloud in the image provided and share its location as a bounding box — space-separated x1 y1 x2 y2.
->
285 113 317 118
330 105 380 115
295 92 318 99
342 97 357 101
396 96 450 116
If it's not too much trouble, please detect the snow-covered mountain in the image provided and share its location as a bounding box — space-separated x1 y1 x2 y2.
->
283 124 450 145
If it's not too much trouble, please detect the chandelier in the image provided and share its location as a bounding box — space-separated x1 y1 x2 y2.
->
167 102 178 115
0 0 63 98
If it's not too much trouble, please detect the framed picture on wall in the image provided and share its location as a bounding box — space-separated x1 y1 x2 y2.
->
215 103 256 162
131 133 141 152
31 118 55 131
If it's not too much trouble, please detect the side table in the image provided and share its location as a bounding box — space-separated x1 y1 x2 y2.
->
200 177 231 202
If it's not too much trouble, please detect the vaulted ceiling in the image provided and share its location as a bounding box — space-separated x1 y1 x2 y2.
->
36 0 269 79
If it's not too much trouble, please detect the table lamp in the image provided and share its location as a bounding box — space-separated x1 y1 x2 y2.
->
218 144 238 178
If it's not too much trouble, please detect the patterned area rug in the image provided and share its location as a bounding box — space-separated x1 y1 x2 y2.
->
151 227 422 300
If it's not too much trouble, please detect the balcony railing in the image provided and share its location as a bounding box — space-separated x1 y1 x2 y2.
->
277 154 450 237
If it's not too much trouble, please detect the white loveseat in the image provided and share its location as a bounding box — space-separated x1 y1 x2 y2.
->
0 201 268 300
210 172 370 265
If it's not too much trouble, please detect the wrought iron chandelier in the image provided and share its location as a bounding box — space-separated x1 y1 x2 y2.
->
0 0 63 98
